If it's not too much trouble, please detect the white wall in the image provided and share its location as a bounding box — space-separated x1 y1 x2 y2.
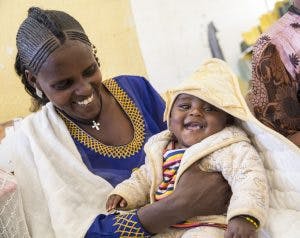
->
130 0 278 93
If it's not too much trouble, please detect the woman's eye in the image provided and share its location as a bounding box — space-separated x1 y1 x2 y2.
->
83 64 97 77
53 80 72 90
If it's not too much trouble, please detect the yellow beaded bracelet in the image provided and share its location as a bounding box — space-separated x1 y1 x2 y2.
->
240 215 259 229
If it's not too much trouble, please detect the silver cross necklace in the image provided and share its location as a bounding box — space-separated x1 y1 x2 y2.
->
91 120 100 130
57 93 103 131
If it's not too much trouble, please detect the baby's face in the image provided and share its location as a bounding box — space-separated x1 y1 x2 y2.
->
169 94 228 148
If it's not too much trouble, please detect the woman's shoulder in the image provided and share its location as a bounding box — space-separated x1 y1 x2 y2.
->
255 11 298 49
110 75 153 92
106 75 161 102
111 75 148 85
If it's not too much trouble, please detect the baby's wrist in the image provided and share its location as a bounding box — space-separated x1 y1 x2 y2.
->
231 215 260 229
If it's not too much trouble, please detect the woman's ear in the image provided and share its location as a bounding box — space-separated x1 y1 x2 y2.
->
25 70 37 88
25 70 44 98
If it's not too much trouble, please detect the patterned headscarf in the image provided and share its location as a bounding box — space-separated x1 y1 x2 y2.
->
248 7 300 137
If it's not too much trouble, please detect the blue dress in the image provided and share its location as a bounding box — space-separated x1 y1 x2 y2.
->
60 76 166 237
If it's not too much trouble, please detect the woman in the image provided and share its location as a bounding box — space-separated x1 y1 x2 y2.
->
247 0 300 146
0 7 230 237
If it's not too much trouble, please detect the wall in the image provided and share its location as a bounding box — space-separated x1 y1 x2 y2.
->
0 0 146 121
130 0 279 93
0 0 280 121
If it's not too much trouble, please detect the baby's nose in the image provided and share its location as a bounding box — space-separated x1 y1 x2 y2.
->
190 108 203 116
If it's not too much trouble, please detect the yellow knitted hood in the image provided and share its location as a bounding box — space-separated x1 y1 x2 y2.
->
163 58 251 125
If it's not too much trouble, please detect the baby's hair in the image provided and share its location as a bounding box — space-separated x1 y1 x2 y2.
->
226 114 235 125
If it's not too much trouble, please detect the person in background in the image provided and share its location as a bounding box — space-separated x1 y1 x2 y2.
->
247 0 300 146
0 7 230 237
107 59 268 238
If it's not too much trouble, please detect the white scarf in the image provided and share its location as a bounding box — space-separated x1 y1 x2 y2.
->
0 103 113 238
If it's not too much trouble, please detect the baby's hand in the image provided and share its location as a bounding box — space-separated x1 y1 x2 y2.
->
225 216 257 238
106 194 128 212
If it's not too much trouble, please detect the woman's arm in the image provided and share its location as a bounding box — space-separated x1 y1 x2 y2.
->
85 163 230 237
137 163 231 234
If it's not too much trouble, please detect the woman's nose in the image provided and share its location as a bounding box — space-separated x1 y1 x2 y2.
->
75 79 92 95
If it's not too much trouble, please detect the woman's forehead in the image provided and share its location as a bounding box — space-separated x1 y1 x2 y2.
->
48 40 92 61
38 40 93 77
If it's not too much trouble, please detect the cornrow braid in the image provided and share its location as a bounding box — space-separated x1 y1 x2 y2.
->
29 7 66 44
15 7 94 109
65 31 91 46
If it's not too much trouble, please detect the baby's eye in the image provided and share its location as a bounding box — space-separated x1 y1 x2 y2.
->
178 104 190 110
204 106 213 112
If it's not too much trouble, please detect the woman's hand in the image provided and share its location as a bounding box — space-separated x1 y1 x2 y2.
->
171 163 231 218
137 163 231 234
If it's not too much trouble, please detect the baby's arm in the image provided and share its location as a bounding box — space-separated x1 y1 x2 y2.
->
225 216 258 238
106 194 128 212
108 164 152 210
210 140 268 237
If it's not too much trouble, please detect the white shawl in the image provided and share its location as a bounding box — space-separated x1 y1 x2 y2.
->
0 103 113 238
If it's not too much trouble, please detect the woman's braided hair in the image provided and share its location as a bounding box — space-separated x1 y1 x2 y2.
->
15 7 99 111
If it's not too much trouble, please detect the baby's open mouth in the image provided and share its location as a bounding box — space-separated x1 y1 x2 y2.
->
184 122 206 130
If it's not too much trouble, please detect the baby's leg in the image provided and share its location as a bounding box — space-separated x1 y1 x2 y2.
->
181 226 225 238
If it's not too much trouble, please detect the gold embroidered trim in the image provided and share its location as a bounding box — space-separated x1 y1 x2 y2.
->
59 78 145 158
113 211 150 237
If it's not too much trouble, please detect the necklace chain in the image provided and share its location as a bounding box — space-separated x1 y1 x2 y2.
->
56 92 103 130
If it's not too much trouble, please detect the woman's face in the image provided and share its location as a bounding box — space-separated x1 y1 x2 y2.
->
169 94 228 148
35 40 102 121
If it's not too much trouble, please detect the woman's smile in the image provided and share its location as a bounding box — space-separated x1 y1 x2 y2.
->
76 93 95 106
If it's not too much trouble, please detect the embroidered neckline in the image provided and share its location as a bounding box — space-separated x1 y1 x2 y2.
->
59 78 145 158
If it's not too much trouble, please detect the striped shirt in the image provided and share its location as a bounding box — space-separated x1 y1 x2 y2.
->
155 148 185 201
154 142 227 230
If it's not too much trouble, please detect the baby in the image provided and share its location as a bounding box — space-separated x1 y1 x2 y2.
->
106 59 269 238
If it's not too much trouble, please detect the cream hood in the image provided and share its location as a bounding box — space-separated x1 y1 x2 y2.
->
164 58 255 124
